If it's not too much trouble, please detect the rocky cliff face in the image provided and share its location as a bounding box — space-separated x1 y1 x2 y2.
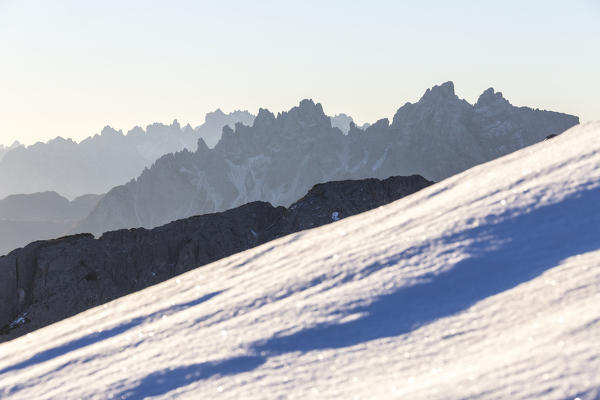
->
76 82 578 236
0 175 432 341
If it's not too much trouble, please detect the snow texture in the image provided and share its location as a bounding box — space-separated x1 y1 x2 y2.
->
0 122 599 399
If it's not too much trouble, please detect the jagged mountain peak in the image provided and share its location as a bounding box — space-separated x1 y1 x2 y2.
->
196 137 210 154
100 126 123 137
370 118 390 130
203 109 227 125
273 99 331 134
292 98 327 120
476 87 510 108
46 136 76 146
347 121 361 136
298 98 320 109
419 81 456 101
195 109 256 148
253 108 277 129
125 126 145 137
213 100 338 157
219 125 236 141
330 113 355 134
391 82 468 129
207 108 226 116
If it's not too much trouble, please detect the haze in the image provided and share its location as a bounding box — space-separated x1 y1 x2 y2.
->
1 0 598 145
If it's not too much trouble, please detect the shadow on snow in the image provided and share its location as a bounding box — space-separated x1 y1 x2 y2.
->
118 185 600 397
0 291 222 376
253 185 600 353
117 355 266 399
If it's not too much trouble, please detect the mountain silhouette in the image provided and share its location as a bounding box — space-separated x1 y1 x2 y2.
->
75 82 578 236
0 111 255 199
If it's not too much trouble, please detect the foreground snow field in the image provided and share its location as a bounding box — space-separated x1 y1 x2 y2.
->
1 122 599 399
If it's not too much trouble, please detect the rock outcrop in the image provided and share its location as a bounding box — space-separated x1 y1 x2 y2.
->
0 175 432 341
76 83 579 236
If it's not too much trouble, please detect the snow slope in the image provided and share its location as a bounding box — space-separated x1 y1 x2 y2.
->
0 122 599 399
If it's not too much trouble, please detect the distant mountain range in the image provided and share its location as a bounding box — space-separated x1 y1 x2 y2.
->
196 109 255 147
75 82 578 236
0 141 23 161
0 191 103 256
0 110 255 199
0 111 379 256
330 113 370 133
0 110 369 202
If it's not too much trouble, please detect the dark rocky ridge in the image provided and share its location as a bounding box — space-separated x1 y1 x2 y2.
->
0 175 432 342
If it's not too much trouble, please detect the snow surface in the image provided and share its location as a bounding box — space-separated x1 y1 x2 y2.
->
1 122 599 399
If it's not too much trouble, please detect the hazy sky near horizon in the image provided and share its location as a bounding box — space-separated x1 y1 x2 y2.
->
1 1 599 146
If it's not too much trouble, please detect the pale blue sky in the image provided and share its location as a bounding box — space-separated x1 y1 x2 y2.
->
1 0 599 145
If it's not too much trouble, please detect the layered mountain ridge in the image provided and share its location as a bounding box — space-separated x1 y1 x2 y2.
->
195 109 255 147
0 110 255 199
76 82 578 236
330 113 370 133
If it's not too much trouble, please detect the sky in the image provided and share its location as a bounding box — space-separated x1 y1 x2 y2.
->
0 0 599 146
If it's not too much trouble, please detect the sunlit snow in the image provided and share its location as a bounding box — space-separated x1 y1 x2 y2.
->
0 122 599 399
